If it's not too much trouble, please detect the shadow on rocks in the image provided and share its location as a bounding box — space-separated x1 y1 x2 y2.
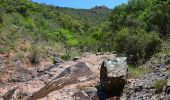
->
96 84 122 100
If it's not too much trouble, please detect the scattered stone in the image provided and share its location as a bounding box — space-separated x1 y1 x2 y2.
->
122 70 170 99
37 64 55 76
11 68 36 82
53 54 62 64
84 87 98 98
72 91 91 100
162 55 170 65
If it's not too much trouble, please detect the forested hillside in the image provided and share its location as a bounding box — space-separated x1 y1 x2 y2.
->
0 0 169 65
0 0 111 62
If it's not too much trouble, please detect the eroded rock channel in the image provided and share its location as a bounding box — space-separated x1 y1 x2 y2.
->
1 53 170 100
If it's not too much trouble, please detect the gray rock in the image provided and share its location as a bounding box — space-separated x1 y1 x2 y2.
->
84 87 97 98
37 64 55 76
100 57 128 95
56 62 93 80
11 68 36 82
53 55 62 64
72 91 91 100
11 73 32 82
166 78 170 94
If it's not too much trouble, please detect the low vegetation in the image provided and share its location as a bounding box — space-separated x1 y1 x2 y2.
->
16 51 25 61
154 79 167 93
128 65 151 78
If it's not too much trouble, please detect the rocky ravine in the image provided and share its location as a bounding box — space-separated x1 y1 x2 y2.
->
0 53 170 100
0 53 115 100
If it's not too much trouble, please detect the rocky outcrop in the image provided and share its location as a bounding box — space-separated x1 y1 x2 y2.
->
100 57 128 96
0 53 116 99
28 62 94 100
91 5 109 10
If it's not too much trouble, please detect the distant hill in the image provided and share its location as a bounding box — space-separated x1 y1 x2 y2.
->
91 5 109 10
0 0 111 33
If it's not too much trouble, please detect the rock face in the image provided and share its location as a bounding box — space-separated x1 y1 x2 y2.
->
91 5 109 10
28 62 94 100
100 57 128 96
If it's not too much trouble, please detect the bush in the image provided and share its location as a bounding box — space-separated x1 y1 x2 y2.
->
154 79 167 93
114 28 162 65
29 44 40 64
57 29 78 59
61 54 70 61
0 47 10 54
16 51 25 60
128 65 151 78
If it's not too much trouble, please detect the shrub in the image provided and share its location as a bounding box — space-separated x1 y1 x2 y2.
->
29 44 40 64
128 65 151 78
0 47 10 54
0 16 2 24
61 54 70 61
114 28 162 65
16 51 25 60
57 29 78 59
154 79 167 93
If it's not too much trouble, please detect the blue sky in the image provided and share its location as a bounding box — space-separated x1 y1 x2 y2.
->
32 0 128 9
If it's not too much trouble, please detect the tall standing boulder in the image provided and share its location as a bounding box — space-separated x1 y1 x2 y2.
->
100 57 128 96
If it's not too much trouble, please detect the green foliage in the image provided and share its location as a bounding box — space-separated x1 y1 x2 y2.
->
128 65 151 78
108 0 170 65
0 47 10 54
154 79 167 93
110 0 170 38
29 44 40 64
109 4 127 32
16 51 25 60
57 29 78 60
0 0 112 58
114 28 162 65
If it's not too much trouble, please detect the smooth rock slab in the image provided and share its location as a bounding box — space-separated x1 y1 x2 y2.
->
27 62 94 100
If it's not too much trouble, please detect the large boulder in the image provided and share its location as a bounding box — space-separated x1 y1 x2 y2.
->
100 57 128 96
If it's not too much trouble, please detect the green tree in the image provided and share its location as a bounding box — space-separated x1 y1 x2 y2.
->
139 0 170 38
114 28 162 65
58 29 78 60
